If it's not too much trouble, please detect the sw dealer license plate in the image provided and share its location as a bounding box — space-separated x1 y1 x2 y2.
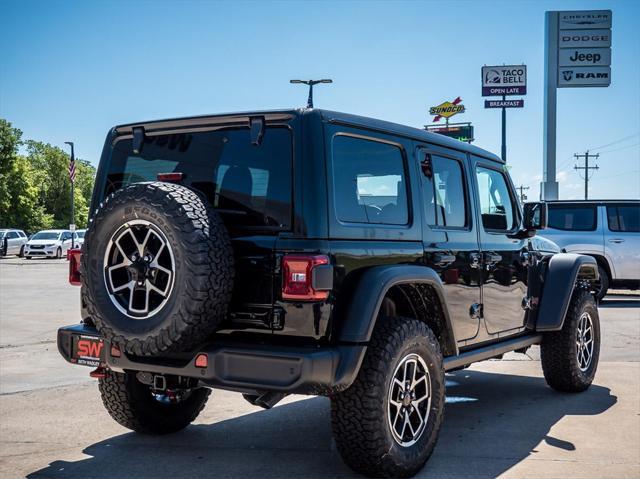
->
71 335 105 367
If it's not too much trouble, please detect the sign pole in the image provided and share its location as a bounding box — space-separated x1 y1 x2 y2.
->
542 11 559 200
501 94 507 162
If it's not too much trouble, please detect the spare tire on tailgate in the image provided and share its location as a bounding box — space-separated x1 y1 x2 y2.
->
82 182 234 356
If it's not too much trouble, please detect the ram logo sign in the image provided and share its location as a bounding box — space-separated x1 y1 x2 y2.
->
558 67 611 87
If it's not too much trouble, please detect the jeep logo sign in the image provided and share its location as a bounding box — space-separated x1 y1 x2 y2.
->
559 29 611 48
559 48 611 67
558 66 611 88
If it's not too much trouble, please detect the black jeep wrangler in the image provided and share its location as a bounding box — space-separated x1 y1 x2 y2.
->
58 109 600 477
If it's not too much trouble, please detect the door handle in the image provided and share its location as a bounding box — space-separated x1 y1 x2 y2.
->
484 252 503 266
469 252 481 269
432 252 456 267
608 238 625 244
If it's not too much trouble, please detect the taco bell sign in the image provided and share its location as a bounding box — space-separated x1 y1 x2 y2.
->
481 65 527 96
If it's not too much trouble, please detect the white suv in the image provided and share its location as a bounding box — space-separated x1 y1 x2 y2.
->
540 200 640 298
24 230 75 259
0 229 28 256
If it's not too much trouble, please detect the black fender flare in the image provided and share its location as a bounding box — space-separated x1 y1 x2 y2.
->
535 253 598 332
336 265 456 354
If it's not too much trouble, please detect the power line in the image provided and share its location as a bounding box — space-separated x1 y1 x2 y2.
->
588 133 639 152
596 141 640 155
574 151 599 200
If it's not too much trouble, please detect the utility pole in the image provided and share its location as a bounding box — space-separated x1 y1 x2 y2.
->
64 142 76 248
501 94 507 162
516 185 530 203
289 79 333 108
574 151 599 200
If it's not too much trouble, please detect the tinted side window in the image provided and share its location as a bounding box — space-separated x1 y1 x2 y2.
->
607 205 640 232
7 231 18 239
426 155 467 228
476 166 516 231
548 205 597 231
332 136 408 225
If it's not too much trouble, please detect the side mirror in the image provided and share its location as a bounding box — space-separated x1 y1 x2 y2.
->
523 202 547 231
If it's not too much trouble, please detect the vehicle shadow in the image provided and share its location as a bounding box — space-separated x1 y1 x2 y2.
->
27 370 616 479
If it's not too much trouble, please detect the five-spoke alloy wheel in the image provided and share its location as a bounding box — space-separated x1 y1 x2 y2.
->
576 312 594 372
104 219 175 319
388 353 432 447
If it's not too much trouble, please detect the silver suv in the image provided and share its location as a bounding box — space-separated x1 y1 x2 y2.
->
0 229 28 257
540 200 640 298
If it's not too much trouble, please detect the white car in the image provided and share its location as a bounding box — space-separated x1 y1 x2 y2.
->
24 230 75 259
74 229 86 247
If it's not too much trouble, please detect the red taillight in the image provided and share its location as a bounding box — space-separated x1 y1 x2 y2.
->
195 353 208 368
282 254 331 301
110 345 121 358
68 248 82 286
157 172 183 182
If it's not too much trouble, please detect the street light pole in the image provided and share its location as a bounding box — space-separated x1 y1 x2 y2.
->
289 79 333 108
64 141 75 249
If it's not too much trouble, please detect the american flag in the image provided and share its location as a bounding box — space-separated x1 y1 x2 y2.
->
68 157 76 183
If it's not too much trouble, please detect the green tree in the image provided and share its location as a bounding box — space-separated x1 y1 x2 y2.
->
25 140 95 229
0 119 23 223
0 118 96 232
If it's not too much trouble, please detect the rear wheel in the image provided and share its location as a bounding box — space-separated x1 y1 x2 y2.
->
331 317 445 477
541 290 600 392
98 370 210 434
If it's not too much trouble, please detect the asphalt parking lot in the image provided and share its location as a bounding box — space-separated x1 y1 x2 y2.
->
1 257 639 478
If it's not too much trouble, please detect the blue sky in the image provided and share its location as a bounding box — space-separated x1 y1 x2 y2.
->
2 0 638 200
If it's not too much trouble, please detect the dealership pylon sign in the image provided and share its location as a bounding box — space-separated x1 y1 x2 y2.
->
541 10 612 201
557 10 612 88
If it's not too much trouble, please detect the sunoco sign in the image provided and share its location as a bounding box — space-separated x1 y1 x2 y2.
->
429 97 465 122
482 65 527 96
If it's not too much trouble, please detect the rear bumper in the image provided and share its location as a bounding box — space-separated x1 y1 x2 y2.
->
57 324 366 395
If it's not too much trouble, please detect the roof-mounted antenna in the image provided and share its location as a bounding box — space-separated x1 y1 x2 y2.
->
289 79 333 108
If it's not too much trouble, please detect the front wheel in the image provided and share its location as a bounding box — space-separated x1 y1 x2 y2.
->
19 245 24 257
596 264 609 300
55 247 62 259
98 371 211 434
541 290 600 392
331 317 445 477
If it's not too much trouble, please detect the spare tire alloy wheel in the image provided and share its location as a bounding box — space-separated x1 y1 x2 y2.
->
104 220 175 319
388 353 431 447
83 182 234 356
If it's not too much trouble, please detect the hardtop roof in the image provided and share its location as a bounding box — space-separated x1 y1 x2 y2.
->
112 108 502 163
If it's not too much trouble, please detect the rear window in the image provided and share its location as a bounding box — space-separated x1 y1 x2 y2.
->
607 204 640 232
105 127 292 230
548 205 597 231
